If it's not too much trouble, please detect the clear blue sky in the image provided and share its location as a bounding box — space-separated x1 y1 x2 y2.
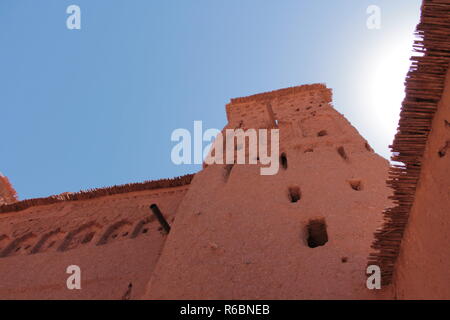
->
0 0 422 200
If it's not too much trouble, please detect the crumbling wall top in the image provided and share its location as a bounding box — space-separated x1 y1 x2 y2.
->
228 83 331 105
225 83 333 127
0 174 193 214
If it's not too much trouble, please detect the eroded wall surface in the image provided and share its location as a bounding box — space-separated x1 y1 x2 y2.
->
0 185 188 299
144 85 393 299
394 67 450 299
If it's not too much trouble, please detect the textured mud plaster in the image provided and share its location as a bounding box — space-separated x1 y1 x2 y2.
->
0 184 189 299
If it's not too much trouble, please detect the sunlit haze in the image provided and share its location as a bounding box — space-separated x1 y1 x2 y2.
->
0 1 422 199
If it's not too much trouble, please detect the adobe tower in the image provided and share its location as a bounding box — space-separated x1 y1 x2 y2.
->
144 84 393 299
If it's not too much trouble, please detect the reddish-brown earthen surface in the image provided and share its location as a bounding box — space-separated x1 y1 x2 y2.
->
143 85 393 299
2 2 448 300
0 183 189 299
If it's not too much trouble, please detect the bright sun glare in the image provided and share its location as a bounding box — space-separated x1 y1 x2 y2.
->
370 35 418 137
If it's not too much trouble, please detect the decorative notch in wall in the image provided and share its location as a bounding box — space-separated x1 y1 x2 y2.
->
438 141 450 158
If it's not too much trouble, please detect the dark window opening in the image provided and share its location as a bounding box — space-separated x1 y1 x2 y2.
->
337 146 348 160
445 119 450 127
341 257 348 263
280 153 288 169
224 164 234 180
348 180 362 191
317 130 328 137
288 186 301 203
306 219 328 248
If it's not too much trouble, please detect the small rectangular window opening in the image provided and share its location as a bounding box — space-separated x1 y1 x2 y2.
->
306 219 328 248
280 153 288 169
288 186 301 203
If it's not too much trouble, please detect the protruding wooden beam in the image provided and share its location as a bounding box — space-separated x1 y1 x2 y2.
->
150 204 171 234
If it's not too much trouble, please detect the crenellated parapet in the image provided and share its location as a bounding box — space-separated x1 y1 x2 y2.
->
225 83 332 129
229 83 330 105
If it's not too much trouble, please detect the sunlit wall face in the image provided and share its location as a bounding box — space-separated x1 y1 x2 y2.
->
0 1 423 199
